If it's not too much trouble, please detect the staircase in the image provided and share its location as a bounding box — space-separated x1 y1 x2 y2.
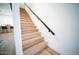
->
20 8 60 55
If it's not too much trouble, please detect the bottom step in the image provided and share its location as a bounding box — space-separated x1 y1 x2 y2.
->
46 47 60 55
23 41 47 55
39 49 51 55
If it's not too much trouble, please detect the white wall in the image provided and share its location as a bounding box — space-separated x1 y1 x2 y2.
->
12 3 23 55
0 3 13 26
26 3 79 55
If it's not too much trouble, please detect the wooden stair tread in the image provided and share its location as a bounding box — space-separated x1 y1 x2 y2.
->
22 31 38 34
21 26 36 29
23 41 47 55
21 21 33 23
22 29 38 32
23 36 43 46
21 27 37 30
21 22 34 24
21 23 34 25
20 17 31 20
21 24 35 27
22 32 41 41
21 23 35 25
22 32 40 36
39 49 52 55
21 15 29 17
21 18 32 20
21 19 32 21
23 36 43 50
46 47 60 55
22 28 38 31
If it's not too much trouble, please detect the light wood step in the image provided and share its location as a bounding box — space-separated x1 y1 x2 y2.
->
39 49 51 55
21 29 38 34
20 9 25 11
23 41 47 55
20 11 27 15
23 36 43 50
20 11 26 13
21 20 33 23
20 16 30 18
20 9 26 11
21 22 34 24
21 27 36 31
22 28 38 32
22 32 41 41
21 18 32 21
20 12 26 14
21 22 35 26
21 26 37 30
20 17 31 19
20 13 27 15
20 14 29 16
21 26 36 29
21 24 35 27
21 22 34 25
20 11 28 13
20 10 27 12
20 14 29 17
20 20 32 22
21 21 34 23
20 14 30 17
46 47 60 55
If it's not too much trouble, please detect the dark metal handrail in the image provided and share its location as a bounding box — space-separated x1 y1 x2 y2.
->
10 3 12 10
24 3 55 35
